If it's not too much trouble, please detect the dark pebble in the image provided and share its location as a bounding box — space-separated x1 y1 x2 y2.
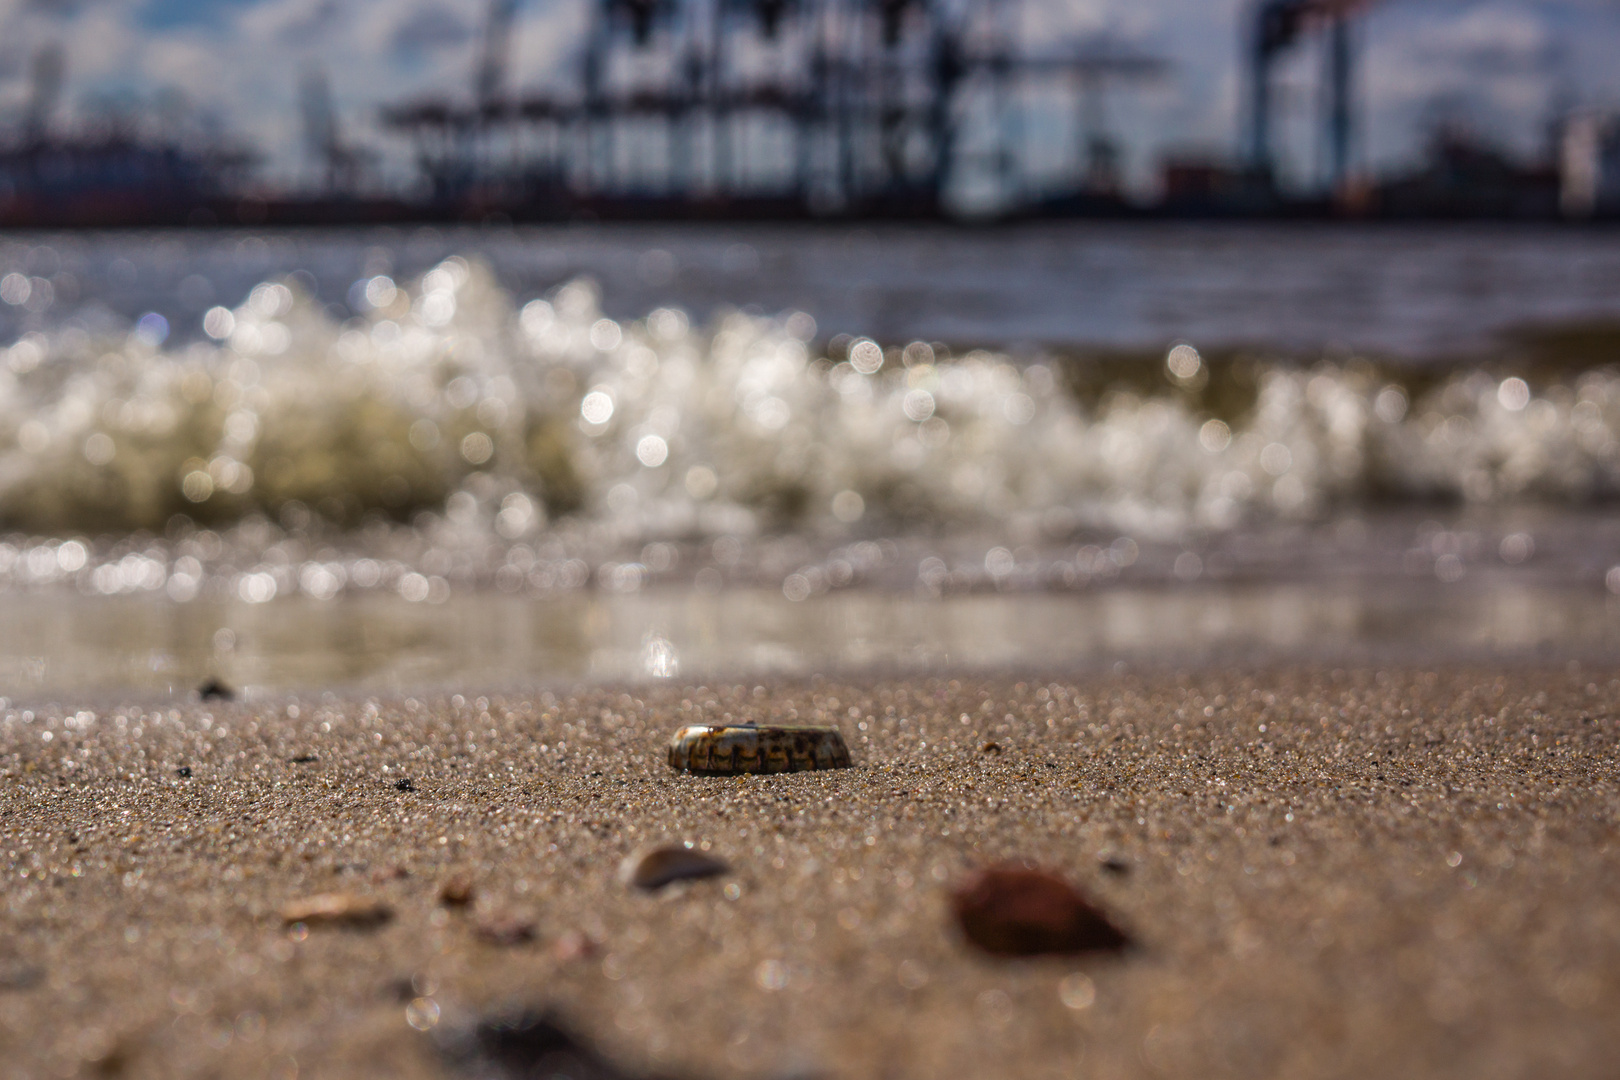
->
175 766 191 778
437 1009 652 1080
950 864 1130 957
980 741 1003 755
0 961 41 992
394 778 416 792
1099 854 1130 875
619 845 729 890
290 754 318 764
197 677 234 701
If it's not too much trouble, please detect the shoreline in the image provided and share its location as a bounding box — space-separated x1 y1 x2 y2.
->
3 664 1618 1079
5 570 1620 704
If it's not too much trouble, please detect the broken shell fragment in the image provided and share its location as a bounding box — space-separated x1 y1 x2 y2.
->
950 865 1129 957
620 845 729 890
667 723 851 775
279 893 393 929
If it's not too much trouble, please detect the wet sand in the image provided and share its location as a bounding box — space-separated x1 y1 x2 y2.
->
3 665 1619 1080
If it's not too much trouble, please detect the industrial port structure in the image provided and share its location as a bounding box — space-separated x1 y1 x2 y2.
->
379 0 1168 218
1248 0 1363 194
0 0 1613 226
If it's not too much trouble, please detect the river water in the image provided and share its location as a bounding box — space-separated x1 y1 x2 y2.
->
9 221 1620 356
2 221 1620 697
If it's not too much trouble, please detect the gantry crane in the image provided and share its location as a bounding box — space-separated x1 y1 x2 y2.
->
299 63 373 193
1247 0 1377 194
380 0 1171 218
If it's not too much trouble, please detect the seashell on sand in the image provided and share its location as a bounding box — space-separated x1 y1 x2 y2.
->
667 723 851 775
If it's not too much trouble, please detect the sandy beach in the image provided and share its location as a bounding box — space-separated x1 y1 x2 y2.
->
3 664 1618 1080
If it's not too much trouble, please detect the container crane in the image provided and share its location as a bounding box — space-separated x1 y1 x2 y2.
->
1041 46 1168 197
299 64 372 192
23 44 64 147
378 0 1172 218
1247 0 1376 194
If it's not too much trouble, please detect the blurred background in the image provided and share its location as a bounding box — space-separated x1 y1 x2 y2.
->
2 0 1620 221
2 0 1620 695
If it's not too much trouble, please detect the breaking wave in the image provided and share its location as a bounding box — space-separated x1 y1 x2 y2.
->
1 254 1619 599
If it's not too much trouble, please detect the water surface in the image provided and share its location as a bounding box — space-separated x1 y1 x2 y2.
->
5 222 1620 694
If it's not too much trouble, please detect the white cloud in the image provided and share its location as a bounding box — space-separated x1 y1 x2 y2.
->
1360 2 1572 169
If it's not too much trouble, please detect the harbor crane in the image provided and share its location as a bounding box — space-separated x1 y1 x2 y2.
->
1247 0 1376 194
380 0 1171 217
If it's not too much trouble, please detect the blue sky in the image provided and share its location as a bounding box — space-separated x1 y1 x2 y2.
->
140 0 249 31
3 0 1619 193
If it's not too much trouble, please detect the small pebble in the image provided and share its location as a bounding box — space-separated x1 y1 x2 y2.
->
981 741 1003 755
394 778 416 792
82 1043 128 1075
619 844 729 890
290 754 318 764
175 766 191 778
439 875 475 907
950 864 1129 957
0 961 41 991
280 893 393 929
473 913 536 947
438 1009 635 1080
385 976 420 1004
1099 854 1130 875
197 677 234 701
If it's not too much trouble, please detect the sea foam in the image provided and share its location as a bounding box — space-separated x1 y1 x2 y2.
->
0 256 1617 600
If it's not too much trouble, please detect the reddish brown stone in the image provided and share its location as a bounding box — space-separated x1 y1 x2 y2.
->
439 874 476 907
552 929 600 962
950 864 1129 957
